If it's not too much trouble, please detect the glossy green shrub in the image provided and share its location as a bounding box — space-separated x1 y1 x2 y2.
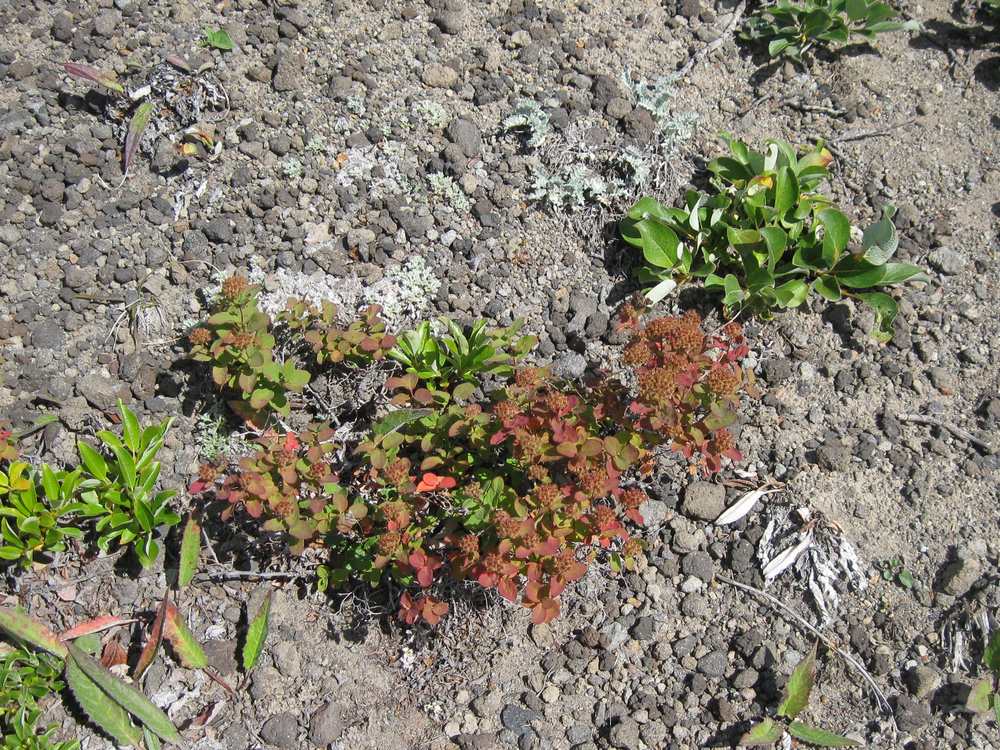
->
622 135 926 340
389 318 537 394
0 644 78 750
741 0 919 62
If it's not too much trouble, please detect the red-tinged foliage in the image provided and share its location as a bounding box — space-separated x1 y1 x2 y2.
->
399 592 449 626
194 308 751 627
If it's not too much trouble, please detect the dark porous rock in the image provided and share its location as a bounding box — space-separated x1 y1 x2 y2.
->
272 52 304 92
762 357 793 383
816 438 851 471
500 704 538 736
608 717 641 749
697 649 728 677
630 615 656 641
79 373 129 412
937 548 981 597
455 733 496 750
447 117 482 158
260 712 300 748
681 550 715 583
203 217 233 244
29 320 66 350
309 702 345 745
894 695 931 733
680 481 725 521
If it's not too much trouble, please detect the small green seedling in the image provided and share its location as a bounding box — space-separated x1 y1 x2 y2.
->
202 27 234 51
966 630 1000 722
75 400 181 569
741 0 920 62
741 642 860 747
878 558 914 589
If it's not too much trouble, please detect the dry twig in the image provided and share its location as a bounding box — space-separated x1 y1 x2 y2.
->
717 574 898 733
897 413 995 454
676 0 748 80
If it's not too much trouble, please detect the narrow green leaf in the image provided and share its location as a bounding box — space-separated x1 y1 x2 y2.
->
0 606 68 658
65 657 144 747
67 643 182 744
984 629 1000 672
739 717 783 746
123 101 155 175
163 603 208 670
178 515 201 589
774 278 809 308
966 677 992 713
242 590 272 673
787 722 860 747
778 641 817 719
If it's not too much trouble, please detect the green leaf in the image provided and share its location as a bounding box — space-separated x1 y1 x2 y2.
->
812 276 842 301
40 464 59 501
162 603 208 669
774 166 798 215
787 722 860 747
242 590 272 673
249 387 275 410
77 442 108 482
854 291 897 342
65 657 144 747
0 606 68 658
373 408 432 437
778 641 817 719
984 629 1000 673
966 677 992 712
739 717 783 746
846 0 869 20
722 274 745 306
203 27 235 50
178 515 201 589
818 208 850 267
123 101 155 175
774 279 809 308
66 643 182 743
861 206 898 265
636 220 681 270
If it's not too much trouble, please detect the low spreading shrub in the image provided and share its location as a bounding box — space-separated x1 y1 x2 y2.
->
191 308 754 625
622 134 926 340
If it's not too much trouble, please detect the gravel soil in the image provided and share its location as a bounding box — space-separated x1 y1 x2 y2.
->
1 0 999 749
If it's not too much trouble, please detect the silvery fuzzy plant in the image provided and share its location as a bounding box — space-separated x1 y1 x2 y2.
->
62 55 227 176
502 72 696 215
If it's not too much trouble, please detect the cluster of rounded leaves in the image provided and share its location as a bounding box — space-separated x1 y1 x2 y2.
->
189 280 752 626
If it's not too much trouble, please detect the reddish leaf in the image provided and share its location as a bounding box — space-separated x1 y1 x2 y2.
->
133 594 168 681
60 615 137 642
